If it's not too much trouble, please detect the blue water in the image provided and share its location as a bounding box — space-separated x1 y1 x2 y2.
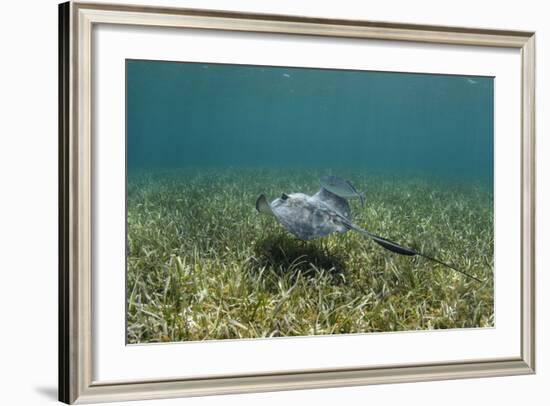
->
127 60 493 184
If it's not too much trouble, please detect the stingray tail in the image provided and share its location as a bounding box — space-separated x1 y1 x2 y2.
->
351 225 416 256
350 224 482 282
415 252 482 283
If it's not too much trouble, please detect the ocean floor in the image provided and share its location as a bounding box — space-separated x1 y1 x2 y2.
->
126 168 494 343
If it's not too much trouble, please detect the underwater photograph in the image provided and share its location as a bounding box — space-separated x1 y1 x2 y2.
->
126 59 494 344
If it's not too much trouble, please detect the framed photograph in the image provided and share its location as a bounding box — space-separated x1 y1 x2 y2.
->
59 1 535 404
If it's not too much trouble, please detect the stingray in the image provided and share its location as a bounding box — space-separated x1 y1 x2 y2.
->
256 176 481 282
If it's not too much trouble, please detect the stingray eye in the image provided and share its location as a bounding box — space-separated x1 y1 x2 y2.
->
281 193 289 200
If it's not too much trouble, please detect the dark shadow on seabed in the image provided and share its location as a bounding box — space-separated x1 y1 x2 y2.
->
252 234 347 283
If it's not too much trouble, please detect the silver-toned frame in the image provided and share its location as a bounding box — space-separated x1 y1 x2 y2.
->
58 1 536 404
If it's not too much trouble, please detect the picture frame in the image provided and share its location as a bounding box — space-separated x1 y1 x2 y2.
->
59 1 535 404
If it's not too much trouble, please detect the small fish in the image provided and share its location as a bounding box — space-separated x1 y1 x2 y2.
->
467 78 478 85
282 73 291 78
320 175 365 207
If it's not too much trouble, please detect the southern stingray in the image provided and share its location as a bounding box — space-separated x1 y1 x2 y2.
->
256 176 481 282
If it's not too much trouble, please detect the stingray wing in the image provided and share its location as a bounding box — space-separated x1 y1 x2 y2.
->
256 193 349 240
312 188 352 221
256 194 275 216
320 175 365 207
